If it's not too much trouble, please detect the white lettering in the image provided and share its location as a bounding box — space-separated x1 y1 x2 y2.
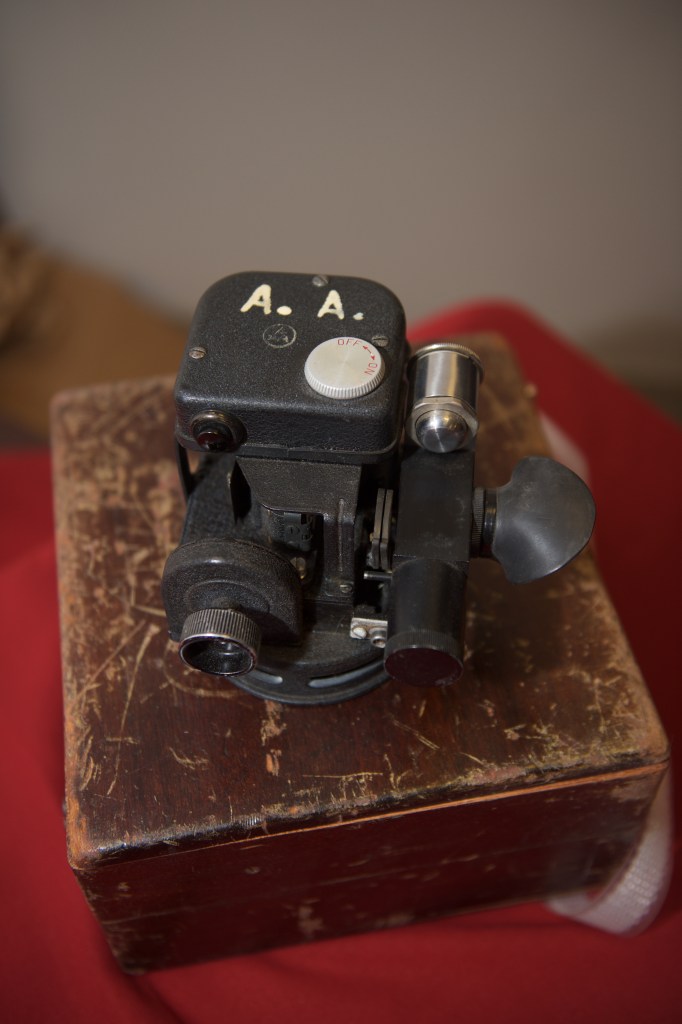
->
317 289 345 320
240 284 272 315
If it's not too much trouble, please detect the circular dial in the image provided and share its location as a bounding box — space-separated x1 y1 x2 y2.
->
304 337 385 400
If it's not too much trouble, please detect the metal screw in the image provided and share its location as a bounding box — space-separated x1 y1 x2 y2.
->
189 347 206 360
369 627 386 648
372 336 389 347
351 624 368 639
339 582 353 594
312 275 329 287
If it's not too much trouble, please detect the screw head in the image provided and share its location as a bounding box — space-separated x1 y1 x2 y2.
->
369 627 386 648
189 346 206 360
312 275 329 287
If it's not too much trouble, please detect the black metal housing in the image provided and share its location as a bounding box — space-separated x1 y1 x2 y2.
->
162 272 596 705
174 272 407 462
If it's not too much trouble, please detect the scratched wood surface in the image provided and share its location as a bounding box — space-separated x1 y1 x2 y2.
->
52 335 669 970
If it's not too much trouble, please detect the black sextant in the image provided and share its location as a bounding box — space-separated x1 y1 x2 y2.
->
162 272 595 705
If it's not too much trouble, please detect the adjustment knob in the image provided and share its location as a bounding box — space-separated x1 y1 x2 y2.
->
304 337 385 400
475 457 596 584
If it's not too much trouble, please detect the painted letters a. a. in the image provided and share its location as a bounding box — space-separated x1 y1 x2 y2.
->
240 283 350 320
240 284 272 315
316 289 345 320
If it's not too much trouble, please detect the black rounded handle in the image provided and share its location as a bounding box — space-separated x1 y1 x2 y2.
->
479 457 596 584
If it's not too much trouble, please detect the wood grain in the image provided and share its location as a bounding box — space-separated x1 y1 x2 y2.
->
52 335 669 971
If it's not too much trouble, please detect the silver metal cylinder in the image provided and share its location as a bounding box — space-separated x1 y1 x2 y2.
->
405 342 484 453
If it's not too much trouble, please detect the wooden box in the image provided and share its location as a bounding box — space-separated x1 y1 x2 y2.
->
52 336 669 973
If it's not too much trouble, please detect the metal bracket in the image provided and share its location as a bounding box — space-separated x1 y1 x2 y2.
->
349 616 388 648
368 488 394 572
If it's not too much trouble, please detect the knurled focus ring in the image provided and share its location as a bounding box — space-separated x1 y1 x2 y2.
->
180 607 261 676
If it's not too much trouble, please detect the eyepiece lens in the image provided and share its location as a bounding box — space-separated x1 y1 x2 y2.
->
180 636 254 676
179 607 261 677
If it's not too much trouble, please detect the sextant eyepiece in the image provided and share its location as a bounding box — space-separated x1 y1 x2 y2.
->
179 608 261 677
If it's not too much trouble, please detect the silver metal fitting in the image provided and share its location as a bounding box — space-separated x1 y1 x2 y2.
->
350 616 388 648
406 342 484 453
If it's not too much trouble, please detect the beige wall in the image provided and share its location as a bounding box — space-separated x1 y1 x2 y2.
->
1 1 680 412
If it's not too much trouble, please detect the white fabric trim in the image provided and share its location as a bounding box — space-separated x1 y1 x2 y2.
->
547 772 673 934
540 413 672 934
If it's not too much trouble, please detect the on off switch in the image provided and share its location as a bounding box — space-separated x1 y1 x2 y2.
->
304 337 385 400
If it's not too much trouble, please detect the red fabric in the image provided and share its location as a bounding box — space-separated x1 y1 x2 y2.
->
1 303 680 1023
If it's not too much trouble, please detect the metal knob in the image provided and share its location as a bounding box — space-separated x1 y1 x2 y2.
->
473 457 596 584
304 337 385 400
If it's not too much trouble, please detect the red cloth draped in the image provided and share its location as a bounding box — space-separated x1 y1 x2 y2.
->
1 303 680 1023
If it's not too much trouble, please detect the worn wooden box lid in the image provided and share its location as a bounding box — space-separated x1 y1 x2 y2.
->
52 336 669 971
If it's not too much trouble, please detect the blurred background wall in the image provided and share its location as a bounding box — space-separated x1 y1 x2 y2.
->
1 0 680 416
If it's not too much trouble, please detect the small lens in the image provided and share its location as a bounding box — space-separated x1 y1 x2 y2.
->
194 425 231 451
179 607 261 678
180 636 254 676
190 412 245 452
